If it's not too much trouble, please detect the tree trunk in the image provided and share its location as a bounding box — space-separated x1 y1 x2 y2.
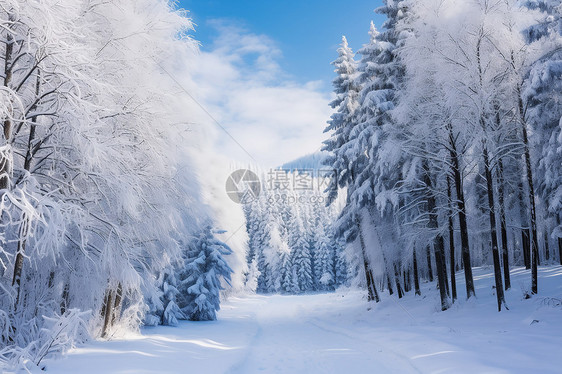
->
434 236 449 311
11 250 24 307
23 71 41 172
426 245 433 282
482 142 505 311
11 73 41 312
47 271 55 289
497 158 511 290
386 273 394 295
357 218 379 302
403 268 411 293
101 289 114 338
407 269 412 292
394 264 403 299
413 247 421 296
423 161 449 311
111 283 123 325
61 282 70 315
448 124 475 298
376 240 395 296
558 215 562 266
447 176 457 302
2 25 16 309
544 230 550 262
442 245 450 297
518 180 531 268
517 92 539 294
366 268 378 301
1 22 14 190
522 228 531 269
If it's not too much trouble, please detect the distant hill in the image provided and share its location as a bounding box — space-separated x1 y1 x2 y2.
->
279 151 330 171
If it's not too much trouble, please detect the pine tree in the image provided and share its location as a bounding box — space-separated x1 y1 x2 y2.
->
322 36 360 204
289 211 314 292
334 238 349 288
178 226 233 321
322 34 384 301
161 271 185 326
315 218 336 290
244 259 260 293
280 247 293 293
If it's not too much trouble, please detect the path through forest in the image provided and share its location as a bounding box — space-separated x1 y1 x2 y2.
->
43 267 562 374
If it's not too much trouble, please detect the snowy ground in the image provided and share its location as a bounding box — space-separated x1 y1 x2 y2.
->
39 266 562 374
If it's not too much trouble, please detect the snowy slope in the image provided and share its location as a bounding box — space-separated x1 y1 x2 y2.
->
279 151 330 171
38 266 562 374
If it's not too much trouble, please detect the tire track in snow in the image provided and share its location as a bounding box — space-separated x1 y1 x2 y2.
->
224 293 422 374
225 322 263 374
305 317 424 374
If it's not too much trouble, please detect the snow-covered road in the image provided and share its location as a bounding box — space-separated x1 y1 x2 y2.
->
43 267 562 374
44 293 419 374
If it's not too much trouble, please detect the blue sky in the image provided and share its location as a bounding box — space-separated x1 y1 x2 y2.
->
180 0 385 89
179 1 386 167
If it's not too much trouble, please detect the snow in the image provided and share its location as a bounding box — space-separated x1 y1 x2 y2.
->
38 266 562 374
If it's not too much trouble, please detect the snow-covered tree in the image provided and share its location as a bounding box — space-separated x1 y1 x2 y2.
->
522 0 562 265
178 226 233 321
242 169 346 294
322 36 360 204
0 0 222 367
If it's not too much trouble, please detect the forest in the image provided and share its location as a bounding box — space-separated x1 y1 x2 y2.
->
0 0 561 372
320 0 562 312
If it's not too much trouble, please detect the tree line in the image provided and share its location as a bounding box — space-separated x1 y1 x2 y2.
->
243 171 349 294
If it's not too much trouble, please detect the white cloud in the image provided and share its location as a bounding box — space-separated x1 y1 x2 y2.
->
189 20 333 168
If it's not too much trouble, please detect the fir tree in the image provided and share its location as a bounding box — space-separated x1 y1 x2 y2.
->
322 36 360 204
178 226 233 321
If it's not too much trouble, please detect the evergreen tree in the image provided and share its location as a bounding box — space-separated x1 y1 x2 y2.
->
242 169 346 295
288 211 314 292
161 271 185 327
334 238 349 288
316 225 336 290
178 226 233 321
322 36 360 205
